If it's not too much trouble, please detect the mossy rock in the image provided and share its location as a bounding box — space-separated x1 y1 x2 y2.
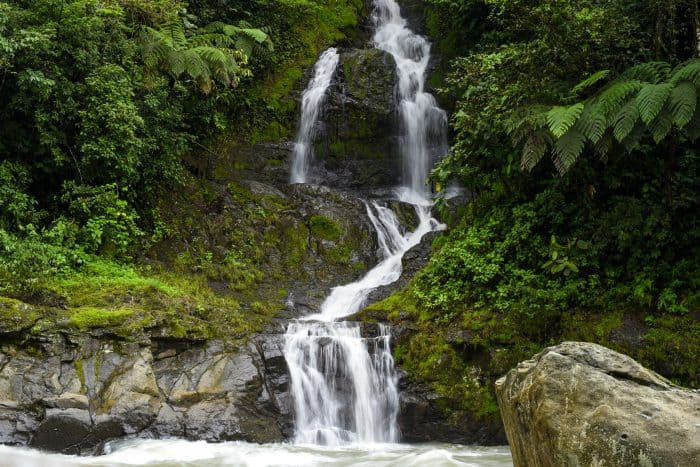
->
0 297 42 333
309 215 344 241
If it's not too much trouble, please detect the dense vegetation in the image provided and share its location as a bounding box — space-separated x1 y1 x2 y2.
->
0 0 363 337
364 0 700 425
2 0 700 438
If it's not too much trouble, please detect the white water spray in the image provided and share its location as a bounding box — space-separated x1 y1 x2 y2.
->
290 48 340 184
284 0 448 447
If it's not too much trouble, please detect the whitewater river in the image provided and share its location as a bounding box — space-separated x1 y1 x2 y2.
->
0 441 512 466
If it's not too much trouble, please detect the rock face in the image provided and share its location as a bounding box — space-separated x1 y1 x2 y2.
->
0 332 291 454
320 48 399 187
496 341 700 467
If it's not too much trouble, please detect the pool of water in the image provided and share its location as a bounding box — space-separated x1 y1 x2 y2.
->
0 440 513 467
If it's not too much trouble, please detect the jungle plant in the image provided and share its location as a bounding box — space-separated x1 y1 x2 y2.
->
513 59 700 174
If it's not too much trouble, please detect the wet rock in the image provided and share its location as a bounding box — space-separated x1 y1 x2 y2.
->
397 379 506 445
320 48 399 187
0 333 292 454
496 341 700 467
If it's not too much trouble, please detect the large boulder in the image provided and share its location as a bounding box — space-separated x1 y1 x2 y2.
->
496 341 700 467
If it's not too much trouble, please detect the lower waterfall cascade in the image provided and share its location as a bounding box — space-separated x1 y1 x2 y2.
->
283 0 449 447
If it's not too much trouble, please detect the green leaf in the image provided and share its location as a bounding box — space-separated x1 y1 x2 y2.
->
613 99 639 142
547 103 584 137
572 70 610 94
552 129 585 174
668 81 697 128
636 83 673 125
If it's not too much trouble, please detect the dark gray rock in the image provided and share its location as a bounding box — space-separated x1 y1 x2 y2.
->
397 378 506 445
318 48 399 188
0 333 292 454
496 341 700 467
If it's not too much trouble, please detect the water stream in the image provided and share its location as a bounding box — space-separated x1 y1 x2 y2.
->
283 0 450 449
290 47 340 184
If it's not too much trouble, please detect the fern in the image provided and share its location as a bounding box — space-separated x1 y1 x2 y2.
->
547 103 584 138
622 61 671 84
612 99 640 142
636 83 673 125
577 102 607 143
598 80 643 116
552 129 586 174
668 81 697 128
521 130 553 172
140 17 271 93
650 109 674 143
571 70 610 95
670 59 700 86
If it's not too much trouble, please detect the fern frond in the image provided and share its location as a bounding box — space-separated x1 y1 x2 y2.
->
577 102 607 143
547 103 584 138
612 99 639 142
572 70 610 94
182 49 208 81
598 80 643 116
670 59 700 86
552 129 585 174
622 61 671 84
593 130 613 162
636 83 673 125
668 81 697 128
651 109 674 143
160 20 187 50
621 122 645 151
683 104 700 141
521 130 553 172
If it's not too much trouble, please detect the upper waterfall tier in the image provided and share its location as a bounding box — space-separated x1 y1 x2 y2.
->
372 0 447 196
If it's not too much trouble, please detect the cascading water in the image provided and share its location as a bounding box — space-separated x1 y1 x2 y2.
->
290 47 340 184
372 0 448 196
284 0 448 447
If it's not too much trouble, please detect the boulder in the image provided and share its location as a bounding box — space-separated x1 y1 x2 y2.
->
496 341 700 467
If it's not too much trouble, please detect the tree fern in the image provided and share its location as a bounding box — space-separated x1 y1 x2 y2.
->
576 102 607 144
552 129 586 174
521 130 553 172
670 59 700 86
622 61 671 84
636 83 673 125
571 70 610 95
650 109 674 143
547 103 584 138
668 81 697 128
140 16 271 93
612 99 640 142
598 80 643 116
511 59 700 174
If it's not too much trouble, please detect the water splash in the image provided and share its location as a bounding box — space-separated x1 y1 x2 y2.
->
290 48 340 184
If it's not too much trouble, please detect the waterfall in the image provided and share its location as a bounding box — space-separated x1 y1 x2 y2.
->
284 0 447 446
372 0 448 197
290 48 340 184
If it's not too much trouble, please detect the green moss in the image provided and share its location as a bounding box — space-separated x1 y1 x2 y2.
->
0 297 40 332
74 359 86 393
283 222 309 269
309 215 344 241
69 307 135 329
325 243 352 264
